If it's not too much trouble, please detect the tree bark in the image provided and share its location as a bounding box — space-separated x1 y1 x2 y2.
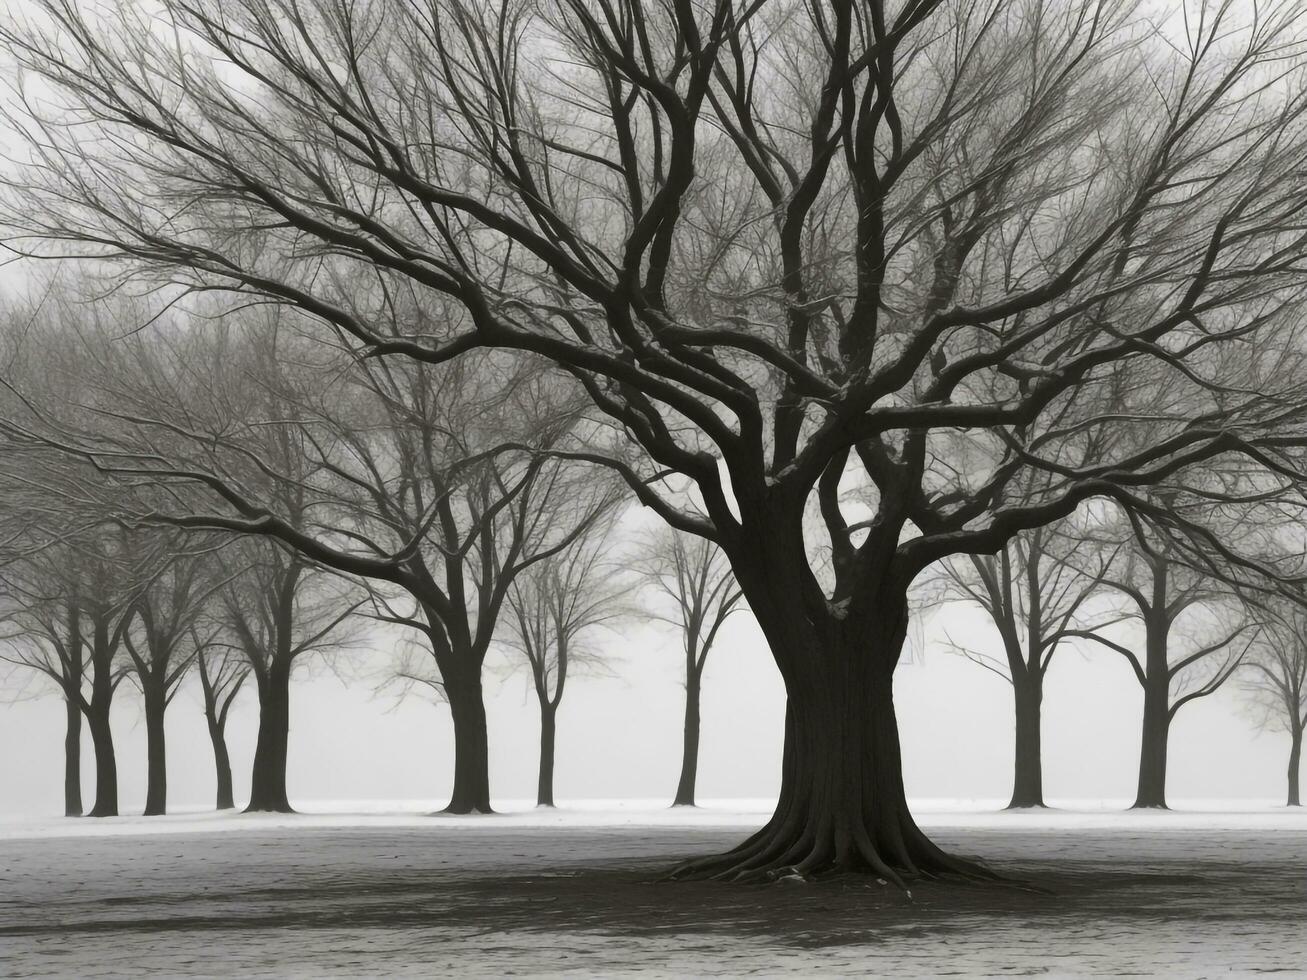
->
1134 681 1171 809
247 658 293 813
672 668 702 807
63 695 83 817
670 586 995 885
205 709 235 810
1288 725 1302 808
142 684 168 816
1008 672 1045 808
444 671 492 814
537 702 556 808
85 706 118 818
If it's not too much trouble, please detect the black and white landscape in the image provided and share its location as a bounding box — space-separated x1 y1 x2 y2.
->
1 0 1307 975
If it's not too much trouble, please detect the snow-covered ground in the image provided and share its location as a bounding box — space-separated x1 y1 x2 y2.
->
4 795 1306 838
3 802 1305 977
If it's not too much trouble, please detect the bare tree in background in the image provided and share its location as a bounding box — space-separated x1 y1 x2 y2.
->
501 490 628 807
0 543 88 816
0 433 151 818
1241 602 1307 806
121 536 231 815
291 346 610 814
938 519 1122 808
194 630 249 811
1072 524 1259 808
9 0 1307 880
216 540 361 813
638 528 744 807
76 534 156 817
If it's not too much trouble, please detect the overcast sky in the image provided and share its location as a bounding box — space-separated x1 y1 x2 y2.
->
0 595 1291 818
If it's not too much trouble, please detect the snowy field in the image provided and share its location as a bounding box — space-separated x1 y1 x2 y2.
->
3 801 1306 977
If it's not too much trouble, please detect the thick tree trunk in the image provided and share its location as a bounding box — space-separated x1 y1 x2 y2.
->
1008 672 1045 808
247 659 293 813
671 589 995 886
85 707 118 818
205 710 235 811
672 669 702 807
1134 683 1170 809
1288 726 1302 808
537 703 556 808
142 686 168 816
444 673 492 814
63 696 83 817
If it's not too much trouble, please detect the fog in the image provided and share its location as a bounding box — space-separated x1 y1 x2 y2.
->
0 602 1284 818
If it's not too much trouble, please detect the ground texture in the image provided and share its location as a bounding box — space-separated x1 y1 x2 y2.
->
2 812 1305 977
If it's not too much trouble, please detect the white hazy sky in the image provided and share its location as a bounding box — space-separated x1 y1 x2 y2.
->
0 597 1292 817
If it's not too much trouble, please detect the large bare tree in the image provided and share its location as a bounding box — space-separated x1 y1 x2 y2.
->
7 0 1307 879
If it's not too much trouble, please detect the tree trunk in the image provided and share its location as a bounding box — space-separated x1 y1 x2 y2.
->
205 709 235 811
672 668 702 807
247 658 293 813
63 695 83 817
1008 672 1045 808
537 702 556 808
1134 682 1170 809
85 707 118 818
1288 726 1302 808
142 685 168 816
670 589 995 885
444 672 492 814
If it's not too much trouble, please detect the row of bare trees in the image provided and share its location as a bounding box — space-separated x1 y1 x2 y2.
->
0 305 746 815
4 0 1307 884
944 509 1307 810
0 519 359 816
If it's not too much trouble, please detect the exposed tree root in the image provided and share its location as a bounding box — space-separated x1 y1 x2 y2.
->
663 813 1008 893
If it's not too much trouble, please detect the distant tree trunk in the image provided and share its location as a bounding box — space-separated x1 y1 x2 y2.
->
537 702 556 808
63 695 83 817
1288 725 1302 808
1134 606 1171 810
84 613 119 818
247 657 293 813
1008 671 1045 808
673 667 702 807
142 683 168 816
444 668 492 814
1134 683 1171 809
85 706 117 818
205 706 235 811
